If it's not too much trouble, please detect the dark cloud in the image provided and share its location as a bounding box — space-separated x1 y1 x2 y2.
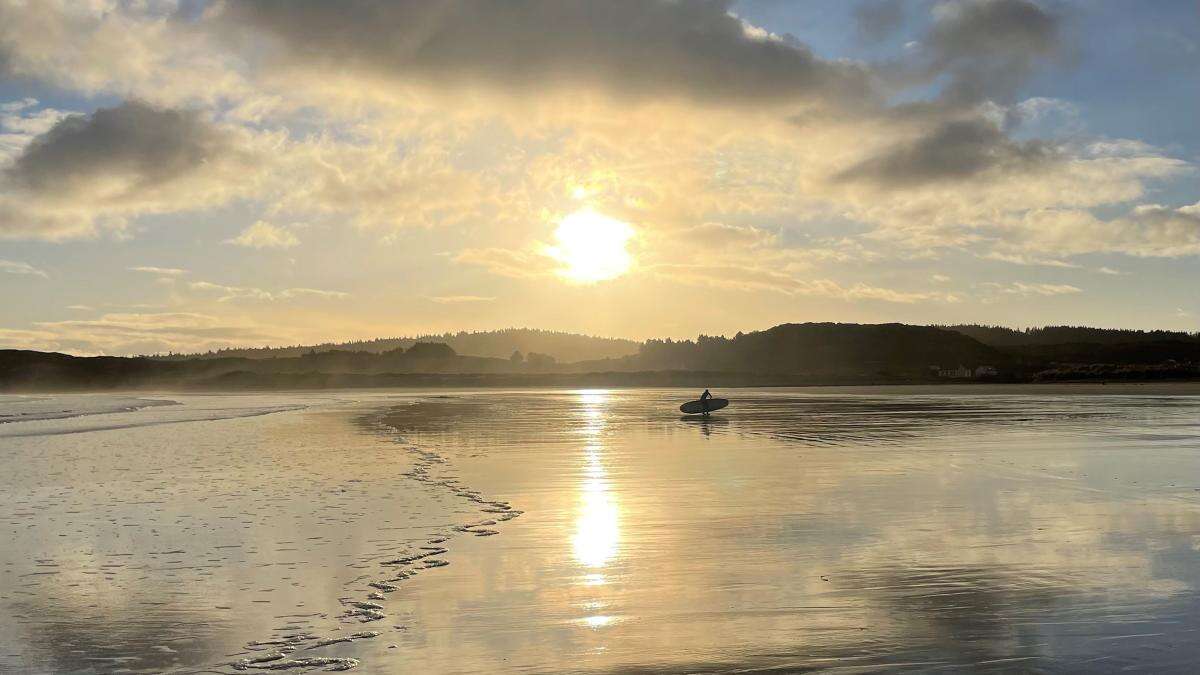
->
214 0 875 107
837 117 1051 186
922 0 1062 104
5 100 227 198
0 100 254 240
855 0 906 43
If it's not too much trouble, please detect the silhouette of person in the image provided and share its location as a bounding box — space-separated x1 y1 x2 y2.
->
700 388 712 416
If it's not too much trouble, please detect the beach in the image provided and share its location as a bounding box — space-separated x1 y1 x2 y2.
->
3 386 1200 673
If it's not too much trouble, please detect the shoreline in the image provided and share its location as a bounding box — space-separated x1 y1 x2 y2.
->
5 380 1200 396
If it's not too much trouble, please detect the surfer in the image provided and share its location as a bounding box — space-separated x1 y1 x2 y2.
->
700 388 713 416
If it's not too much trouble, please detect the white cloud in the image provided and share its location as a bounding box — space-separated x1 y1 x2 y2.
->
980 251 1079 268
982 281 1082 296
429 295 495 304
1005 202 1200 257
187 280 348 302
129 265 188 276
0 259 48 277
226 220 300 249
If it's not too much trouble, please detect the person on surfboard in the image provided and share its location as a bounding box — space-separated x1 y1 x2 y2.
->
700 389 713 416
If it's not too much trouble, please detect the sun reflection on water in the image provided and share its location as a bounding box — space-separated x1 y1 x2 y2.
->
581 615 616 629
574 472 619 568
572 392 621 574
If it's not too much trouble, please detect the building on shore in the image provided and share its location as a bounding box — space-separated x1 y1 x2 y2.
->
938 365 974 379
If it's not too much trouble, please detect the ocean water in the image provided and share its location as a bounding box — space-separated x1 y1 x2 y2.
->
2 388 1200 673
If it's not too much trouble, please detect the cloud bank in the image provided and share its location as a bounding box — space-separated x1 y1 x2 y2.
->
214 0 876 108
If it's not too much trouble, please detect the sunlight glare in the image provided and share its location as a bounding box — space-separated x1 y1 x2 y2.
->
547 209 634 283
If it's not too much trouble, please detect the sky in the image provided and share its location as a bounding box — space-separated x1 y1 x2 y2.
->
0 0 1197 356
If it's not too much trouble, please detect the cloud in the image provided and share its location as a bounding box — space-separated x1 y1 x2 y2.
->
1011 96 1080 131
837 117 1050 186
649 262 961 303
980 252 1079 268
187 280 348 302
429 295 495 304
0 1 252 108
668 222 777 249
7 100 226 195
214 0 875 109
1005 202 1200 257
841 282 962 304
265 131 500 233
129 265 189 276
0 100 259 240
454 247 556 280
982 281 1082 296
4 312 281 356
921 0 1062 104
279 287 349 300
842 133 1189 257
226 220 300 249
0 98 73 164
855 1 906 43
0 259 48 277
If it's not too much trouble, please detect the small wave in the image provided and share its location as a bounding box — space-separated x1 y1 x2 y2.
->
0 396 179 425
0 403 306 438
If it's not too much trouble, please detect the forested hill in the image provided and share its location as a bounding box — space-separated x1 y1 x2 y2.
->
1 323 1007 390
578 323 1004 375
156 328 640 363
944 325 1200 347
5 322 1200 391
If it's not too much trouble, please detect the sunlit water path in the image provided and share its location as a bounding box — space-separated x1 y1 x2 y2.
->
2 388 1200 673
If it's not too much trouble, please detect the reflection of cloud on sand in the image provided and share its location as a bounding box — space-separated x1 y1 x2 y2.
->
6 583 233 673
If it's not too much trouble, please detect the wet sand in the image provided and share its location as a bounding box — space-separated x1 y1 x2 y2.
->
3 387 1200 673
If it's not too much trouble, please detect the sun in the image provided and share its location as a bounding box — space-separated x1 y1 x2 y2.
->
546 209 634 283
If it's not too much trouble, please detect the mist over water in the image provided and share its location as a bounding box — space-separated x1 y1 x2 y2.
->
2 388 1200 673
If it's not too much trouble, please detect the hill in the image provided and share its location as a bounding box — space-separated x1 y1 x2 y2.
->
944 324 1200 347
571 323 1004 376
1 323 1005 390
4 322 1199 391
156 328 640 363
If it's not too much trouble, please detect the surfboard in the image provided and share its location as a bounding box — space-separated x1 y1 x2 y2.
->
679 398 729 415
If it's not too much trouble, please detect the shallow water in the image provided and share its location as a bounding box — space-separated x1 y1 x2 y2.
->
2 388 1200 673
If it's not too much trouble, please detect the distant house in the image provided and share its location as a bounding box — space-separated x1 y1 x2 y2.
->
939 365 973 378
